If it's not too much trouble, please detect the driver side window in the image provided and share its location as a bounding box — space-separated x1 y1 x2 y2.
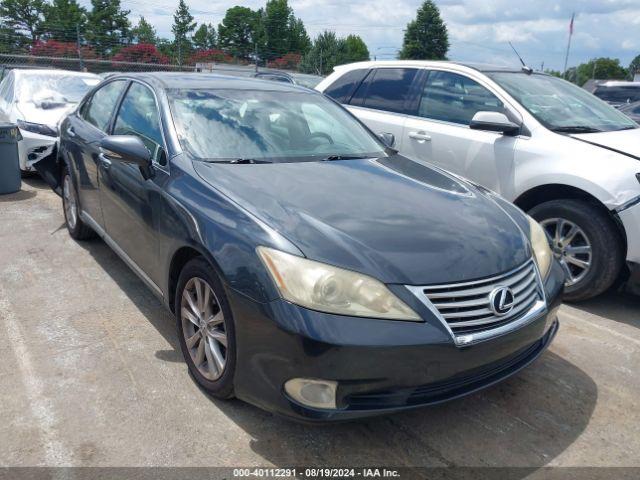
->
420 71 505 126
113 82 166 166
83 80 127 132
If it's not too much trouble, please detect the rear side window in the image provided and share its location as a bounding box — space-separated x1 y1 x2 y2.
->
419 71 505 125
354 68 418 114
324 69 369 103
83 80 127 132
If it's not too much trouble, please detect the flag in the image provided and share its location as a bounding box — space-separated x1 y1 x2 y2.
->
569 13 575 35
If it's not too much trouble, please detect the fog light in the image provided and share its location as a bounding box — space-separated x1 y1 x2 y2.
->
284 378 337 409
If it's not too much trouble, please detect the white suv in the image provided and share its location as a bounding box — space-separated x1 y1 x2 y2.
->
317 61 640 300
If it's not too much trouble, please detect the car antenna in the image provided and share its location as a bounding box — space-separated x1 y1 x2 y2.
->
508 42 533 74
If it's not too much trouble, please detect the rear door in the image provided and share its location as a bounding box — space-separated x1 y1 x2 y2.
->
403 69 519 194
98 80 168 286
345 68 423 150
64 80 128 228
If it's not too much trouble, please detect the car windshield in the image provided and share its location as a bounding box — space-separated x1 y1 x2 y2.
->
593 86 640 104
18 74 100 105
488 72 637 133
168 88 386 162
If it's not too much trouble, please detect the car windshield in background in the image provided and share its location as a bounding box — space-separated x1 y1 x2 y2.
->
19 74 100 105
168 88 386 162
593 86 640 105
489 72 638 133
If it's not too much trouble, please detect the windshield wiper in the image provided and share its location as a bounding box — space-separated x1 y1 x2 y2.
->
322 154 370 161
551 126 603 134
207 158 272 164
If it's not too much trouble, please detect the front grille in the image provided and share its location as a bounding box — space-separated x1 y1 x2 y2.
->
416 260 543 337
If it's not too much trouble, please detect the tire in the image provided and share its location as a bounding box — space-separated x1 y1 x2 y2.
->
61 167 95 240
528 199 624 301
175 257 236 399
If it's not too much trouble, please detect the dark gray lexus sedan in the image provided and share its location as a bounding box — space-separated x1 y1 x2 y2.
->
36 73 564 421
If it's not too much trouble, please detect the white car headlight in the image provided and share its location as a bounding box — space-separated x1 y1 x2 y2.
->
527 216 552 278
257 246 421 321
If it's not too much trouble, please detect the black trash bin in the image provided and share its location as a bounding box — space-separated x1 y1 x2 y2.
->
0 122 22 194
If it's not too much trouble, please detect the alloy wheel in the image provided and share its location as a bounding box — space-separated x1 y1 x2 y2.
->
180 277 227 381
540 217 592 286
63 174 77 230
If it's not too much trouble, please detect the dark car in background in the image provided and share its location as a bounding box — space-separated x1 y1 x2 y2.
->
36 73 564 421
619 101 640 123
592 81 640 108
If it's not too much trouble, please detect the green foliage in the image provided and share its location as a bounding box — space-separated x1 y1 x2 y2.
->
263 0 289 58
42 0 86 42
0 0 45 41
300 30 368 75
193 22 216 50
399 0 448 60
131 16 156 44
0 22 29 51
341 34 369 63
172 0 196 64
544 69 563 78
574 57 628 86
629 54 640 77
217 5 261 59
86 0 130 56
287 15 309 54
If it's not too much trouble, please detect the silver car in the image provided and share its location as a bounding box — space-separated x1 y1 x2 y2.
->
317 61 640 301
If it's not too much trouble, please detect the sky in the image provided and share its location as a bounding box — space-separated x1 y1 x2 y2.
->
114 0 640 71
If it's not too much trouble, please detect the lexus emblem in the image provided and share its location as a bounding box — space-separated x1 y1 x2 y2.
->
489 287 515 316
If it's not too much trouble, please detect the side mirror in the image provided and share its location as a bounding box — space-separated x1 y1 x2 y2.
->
378 132 395 148
469 111 520 136
100 135 153 180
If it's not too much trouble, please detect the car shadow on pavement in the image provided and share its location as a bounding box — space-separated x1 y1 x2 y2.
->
73 234 598 472
568 290 640 330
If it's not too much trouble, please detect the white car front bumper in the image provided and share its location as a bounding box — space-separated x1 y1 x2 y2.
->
618 198 640 265
17 129 57 172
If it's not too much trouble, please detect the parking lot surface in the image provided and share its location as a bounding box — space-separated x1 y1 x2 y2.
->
1 178 639 468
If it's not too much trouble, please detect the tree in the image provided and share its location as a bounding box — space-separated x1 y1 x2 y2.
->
217 6 261 59
340 34 369 63
86 0 130 56
288 16 309 54
629 54 640 78
171 0 195 65
112 43 168 63
263 0 290 59
41 0 86 42
193 22 216 50
399 0 448 60
574 58 628 86
131 16 156 44
299 30 343 75
0 0 45 42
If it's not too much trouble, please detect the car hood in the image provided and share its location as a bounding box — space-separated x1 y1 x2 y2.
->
16 101 76 128
193 155 531 285
573 128 640 159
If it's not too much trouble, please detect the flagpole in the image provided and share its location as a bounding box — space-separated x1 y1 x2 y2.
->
563 13 574 78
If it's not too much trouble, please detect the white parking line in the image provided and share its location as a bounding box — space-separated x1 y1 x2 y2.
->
0 284 73 466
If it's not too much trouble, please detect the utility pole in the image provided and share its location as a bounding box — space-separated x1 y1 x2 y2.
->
563 13 575 78
76 24 84 72
254 41 258 73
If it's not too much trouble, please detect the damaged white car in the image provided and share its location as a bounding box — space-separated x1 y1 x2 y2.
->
0 69 101 174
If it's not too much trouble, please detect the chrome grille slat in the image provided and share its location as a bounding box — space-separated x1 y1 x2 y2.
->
411 260 544 340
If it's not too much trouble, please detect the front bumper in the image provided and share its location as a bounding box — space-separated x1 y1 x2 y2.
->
227 260 564 422
17 130 57 171
618 199 640 265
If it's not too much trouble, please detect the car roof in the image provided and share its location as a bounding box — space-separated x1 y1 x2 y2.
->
107 72 317 93
331 60 542 76
595 81 640 88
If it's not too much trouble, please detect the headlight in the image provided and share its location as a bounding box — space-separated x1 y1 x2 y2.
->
17 120 58 137
527 216 552 278
257 246 421 321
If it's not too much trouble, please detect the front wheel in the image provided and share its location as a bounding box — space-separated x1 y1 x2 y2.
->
529 199 624 301
176 257 236 399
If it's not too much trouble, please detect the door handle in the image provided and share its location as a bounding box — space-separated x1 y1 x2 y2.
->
66 126 76 137
408 131 431 142
98 153 112 169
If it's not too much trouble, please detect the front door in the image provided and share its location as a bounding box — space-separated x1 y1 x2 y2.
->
403 70 518 195
98 81 168 287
